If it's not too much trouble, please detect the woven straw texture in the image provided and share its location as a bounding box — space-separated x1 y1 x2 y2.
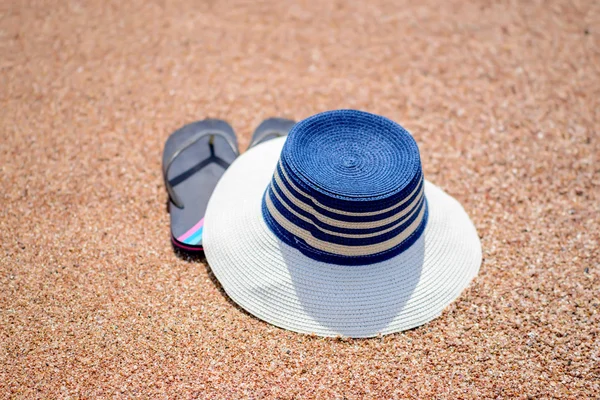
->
263 110 429 265
204 136 481 337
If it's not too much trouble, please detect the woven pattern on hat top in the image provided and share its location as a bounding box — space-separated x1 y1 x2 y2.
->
262 110 428 265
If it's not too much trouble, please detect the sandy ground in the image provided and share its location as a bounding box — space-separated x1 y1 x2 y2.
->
1 0 599 398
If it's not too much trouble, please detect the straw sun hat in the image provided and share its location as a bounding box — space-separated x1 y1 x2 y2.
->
203 110 481 338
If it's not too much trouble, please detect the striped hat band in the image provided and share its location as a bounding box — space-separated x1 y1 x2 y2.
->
261 109 428 265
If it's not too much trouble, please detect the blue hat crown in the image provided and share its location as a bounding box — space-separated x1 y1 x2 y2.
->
262 109 428 265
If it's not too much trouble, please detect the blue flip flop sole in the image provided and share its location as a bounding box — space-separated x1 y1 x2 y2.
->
248 117 296 149
163 119 238 251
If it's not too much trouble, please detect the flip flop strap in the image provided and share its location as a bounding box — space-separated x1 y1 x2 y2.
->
163 129 239 208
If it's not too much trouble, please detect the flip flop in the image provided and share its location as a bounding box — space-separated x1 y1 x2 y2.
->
162 119 239 252
247 117 296 149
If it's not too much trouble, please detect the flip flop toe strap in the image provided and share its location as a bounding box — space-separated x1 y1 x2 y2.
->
163 128 239 208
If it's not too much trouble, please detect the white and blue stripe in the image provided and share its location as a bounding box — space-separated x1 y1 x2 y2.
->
261 110 429 265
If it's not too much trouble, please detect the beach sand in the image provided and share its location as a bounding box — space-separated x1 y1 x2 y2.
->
1 0 598 397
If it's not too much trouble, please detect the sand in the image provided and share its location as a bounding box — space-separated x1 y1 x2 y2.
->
1 0 599 398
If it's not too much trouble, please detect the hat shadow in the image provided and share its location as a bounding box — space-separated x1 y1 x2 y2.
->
279 236 425 338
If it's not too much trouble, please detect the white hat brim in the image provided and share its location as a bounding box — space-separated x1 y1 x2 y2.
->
203 137 482 338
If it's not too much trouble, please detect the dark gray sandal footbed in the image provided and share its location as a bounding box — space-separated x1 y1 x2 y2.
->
163 119 239 251
248 117 296 149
